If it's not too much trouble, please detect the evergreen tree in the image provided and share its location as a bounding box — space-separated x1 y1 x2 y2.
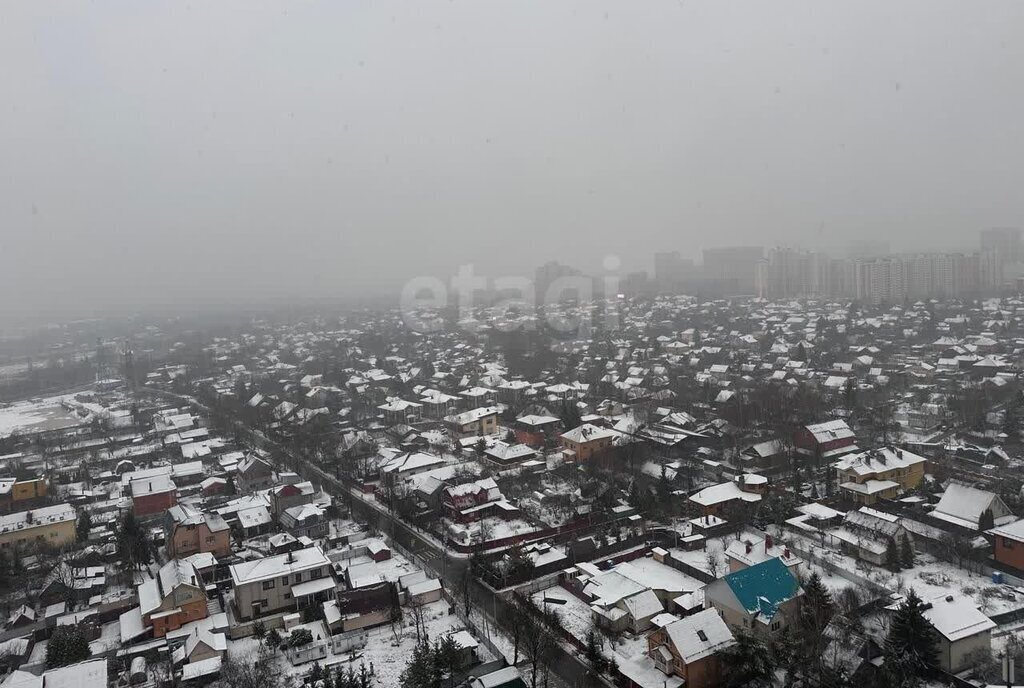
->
399 640 440 688
46 624 92 668
800 572 836 631
434 634 462 687
885 537 901 572
559 401 582 430
584 630 607 673
264 628 282 655
884 589 939 683
979 508 995 532
900 534 915 568
76 511 92 542
115 511 153 571
720 630 774 688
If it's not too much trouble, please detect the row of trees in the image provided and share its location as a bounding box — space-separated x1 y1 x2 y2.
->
720 579 941 688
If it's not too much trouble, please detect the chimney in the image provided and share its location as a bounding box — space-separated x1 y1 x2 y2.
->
765 534 774 551
783 547 790 559
745 541 752 555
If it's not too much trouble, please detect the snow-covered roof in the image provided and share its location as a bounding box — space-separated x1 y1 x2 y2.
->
561 423 618 443
921 594 996 642
833 446 926 475
931 482 1015 531
689 481 762 507
229 546 331 585
661 608 736 663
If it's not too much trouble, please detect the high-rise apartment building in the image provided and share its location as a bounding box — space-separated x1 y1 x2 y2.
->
702 246 763 295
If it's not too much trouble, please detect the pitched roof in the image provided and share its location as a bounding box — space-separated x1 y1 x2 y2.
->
662 608 736 663
931 482 1015 530
721 558 801 622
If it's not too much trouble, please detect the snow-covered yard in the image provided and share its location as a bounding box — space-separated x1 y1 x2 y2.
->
446 517 540 546
0 395 86 436
225 600 493 687
530 586 592 643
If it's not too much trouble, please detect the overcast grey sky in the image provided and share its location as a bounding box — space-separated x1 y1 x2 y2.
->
2 0 1023 318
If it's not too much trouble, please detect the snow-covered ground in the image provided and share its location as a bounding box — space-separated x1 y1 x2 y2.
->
225 600 493 687
0 395 86 436
530 586 592 644
446 517 540 546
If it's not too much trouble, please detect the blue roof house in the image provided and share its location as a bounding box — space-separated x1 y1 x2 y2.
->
703 557 803 635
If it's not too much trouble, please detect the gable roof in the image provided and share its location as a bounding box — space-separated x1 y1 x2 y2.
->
931 482 1015 530
662 608 736 663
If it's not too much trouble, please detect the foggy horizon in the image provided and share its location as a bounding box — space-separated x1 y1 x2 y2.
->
3 0 1024 321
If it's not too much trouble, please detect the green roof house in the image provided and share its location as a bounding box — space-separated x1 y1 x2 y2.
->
703 557 803 635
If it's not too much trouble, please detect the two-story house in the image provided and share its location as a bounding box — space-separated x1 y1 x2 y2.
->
280 504 329 540
164 505 232 559
235 455 275 493
794 420 858 462
130 475 177 517
646 609 736 688
138 560 208 637
560 424 618 462
704 558 802 635
229 546 335 621
832 447 927 505
444 407 500 439
443 478 504 523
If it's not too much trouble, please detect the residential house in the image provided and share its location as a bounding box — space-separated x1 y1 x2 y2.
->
280 504 329 540
738 440 787 475
829 508 914 567
930 482 1016 531
229 546 335 621
724 533 802 575
269 481 317 518
377 398 422 425
444 407 500 439
172 628 227 666
483 441 538 466
704 558 802 635
164 505 232 559
560 424 618 462
832 447 927 505
443 478 507 523
592 588 663 634
131 475 177 517
513 415 562 448
235 455 275 493
645 609 736 688
986 518 1024 570
0 503 77 551
139 560 208 637
688 479 762 518
920 594 996 673
794 420 858 461
0 478 48 514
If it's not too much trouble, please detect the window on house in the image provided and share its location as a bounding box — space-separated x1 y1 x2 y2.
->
294 572 303 583
1005 537 1015 549
281 575 289 585
262 580 275 590
310 568 321 578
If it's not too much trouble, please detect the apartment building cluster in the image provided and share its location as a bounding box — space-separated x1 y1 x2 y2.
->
651 228 1022 303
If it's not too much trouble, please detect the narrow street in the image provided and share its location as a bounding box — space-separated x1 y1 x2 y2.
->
143 388 606 687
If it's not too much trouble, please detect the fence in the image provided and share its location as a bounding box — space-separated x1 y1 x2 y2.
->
659 550 715 585
786 542 891 596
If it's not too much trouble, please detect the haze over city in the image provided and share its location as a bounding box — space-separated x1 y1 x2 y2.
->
2 0 1024 320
